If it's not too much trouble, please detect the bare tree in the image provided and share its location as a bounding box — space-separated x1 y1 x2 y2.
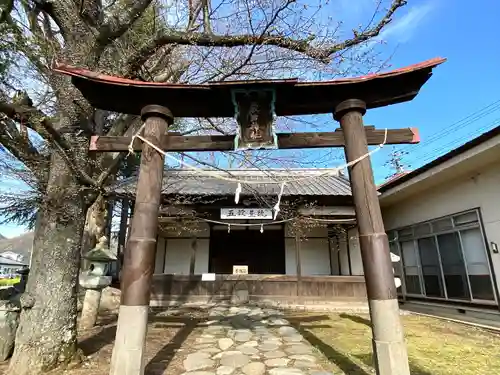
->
0 1 407 374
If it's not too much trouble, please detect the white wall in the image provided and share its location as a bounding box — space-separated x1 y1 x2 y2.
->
285 238 331 275
382 162 500 294
154 222 210 275
154 237 209 275
284 224 363 276
159 222 210 238
348 227 364 275
285 225 330 276
325 228 364 276
154 222 363 276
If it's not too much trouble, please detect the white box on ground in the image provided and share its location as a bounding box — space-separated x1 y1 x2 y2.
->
201 273 216 281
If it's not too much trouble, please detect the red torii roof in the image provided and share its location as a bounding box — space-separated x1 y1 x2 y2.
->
53 57 445 118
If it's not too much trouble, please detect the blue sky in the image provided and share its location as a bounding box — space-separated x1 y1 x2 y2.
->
1 0 500 238
365 0 500 178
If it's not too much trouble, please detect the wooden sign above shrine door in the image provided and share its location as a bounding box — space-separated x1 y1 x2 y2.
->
221 208 273 220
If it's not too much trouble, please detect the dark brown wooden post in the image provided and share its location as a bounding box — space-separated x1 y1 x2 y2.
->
105 200 114 247
295 233 303 303
109 105 172 375
116 198 130 280
189 236 197 275
334 99 410 375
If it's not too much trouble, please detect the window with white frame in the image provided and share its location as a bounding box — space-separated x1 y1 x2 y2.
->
387 209 496 303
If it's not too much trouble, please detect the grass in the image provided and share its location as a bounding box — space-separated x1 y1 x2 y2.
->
0 277 20 286
288 312 500 375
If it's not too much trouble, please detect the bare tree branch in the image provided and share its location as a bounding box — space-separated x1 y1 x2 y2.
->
31 0 88 42
213 0 296 81
0 98 100 188
0 118 48 182
0 0 14 24
95 0 153 52
96 115 142 186
133 0 406 64
78 0 104 28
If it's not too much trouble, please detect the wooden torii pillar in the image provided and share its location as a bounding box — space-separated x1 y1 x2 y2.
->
110 105 172 375
53 57 445 375
335 99 409 374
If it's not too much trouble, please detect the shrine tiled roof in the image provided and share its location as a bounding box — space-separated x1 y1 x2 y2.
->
112 169 352 197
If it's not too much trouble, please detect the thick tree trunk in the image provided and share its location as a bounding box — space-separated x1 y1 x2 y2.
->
8 153 88 375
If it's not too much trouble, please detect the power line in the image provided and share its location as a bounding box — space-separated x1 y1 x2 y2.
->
410 119 500 166
375 99 500 179
400 99 500 151
398 99 500 155
407 116 500 165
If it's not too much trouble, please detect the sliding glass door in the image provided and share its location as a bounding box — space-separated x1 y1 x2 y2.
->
418 237 446 298
401 241 423 295
460 227 495 300
436 232 470 299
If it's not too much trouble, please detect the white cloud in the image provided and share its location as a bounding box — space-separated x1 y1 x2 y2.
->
378 2 435 43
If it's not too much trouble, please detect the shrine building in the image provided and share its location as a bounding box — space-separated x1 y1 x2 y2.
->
112 167 368 307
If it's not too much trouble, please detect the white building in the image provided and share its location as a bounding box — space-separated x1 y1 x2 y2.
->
380 125 500 317
0 255 27 278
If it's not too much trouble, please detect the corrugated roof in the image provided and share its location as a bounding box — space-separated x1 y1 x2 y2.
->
113 169 352 197
0 255 27 266
377 171 410 190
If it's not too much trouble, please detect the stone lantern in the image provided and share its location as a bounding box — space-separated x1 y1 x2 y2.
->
79 236 116 330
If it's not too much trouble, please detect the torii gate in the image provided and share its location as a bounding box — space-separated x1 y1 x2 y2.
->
55 57 445 375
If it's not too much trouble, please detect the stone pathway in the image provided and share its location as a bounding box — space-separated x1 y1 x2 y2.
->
177 305 335 375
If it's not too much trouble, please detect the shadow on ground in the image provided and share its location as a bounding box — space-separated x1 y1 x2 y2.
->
78 317 118 356
78 306 209 375
355 353 434 375
339 313 371 327
289 314 435 375
298 325 370 375
144 315 202 374
287 315 370 375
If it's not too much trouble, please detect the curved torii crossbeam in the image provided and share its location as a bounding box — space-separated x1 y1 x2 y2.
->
54 58 446 375
54 57 445 117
